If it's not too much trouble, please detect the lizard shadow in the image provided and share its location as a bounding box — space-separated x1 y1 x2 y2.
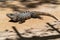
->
9 20 25 24
9 20 18 23
8 17 43 24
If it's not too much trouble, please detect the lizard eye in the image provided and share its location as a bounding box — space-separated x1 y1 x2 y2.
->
10 14 14 16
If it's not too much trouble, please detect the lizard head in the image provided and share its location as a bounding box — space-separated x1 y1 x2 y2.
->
6 13 18 21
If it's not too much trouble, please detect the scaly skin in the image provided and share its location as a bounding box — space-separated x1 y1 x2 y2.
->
6 11 58 23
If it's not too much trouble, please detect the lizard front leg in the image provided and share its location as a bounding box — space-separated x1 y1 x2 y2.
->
19 19 25 24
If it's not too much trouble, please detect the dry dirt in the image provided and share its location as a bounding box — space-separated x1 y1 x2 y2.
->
0 3 60 31
0 1 60 40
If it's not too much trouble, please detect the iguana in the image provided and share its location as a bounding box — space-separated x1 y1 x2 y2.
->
6 11 58 23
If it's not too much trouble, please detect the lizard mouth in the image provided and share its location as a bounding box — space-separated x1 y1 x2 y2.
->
6 14 14 19
6 13 18 21
6 14 11 18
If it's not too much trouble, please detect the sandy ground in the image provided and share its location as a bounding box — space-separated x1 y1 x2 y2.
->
0 3 60 32
0 1 60 40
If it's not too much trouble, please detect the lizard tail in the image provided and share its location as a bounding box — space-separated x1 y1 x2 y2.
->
33 11 58 21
